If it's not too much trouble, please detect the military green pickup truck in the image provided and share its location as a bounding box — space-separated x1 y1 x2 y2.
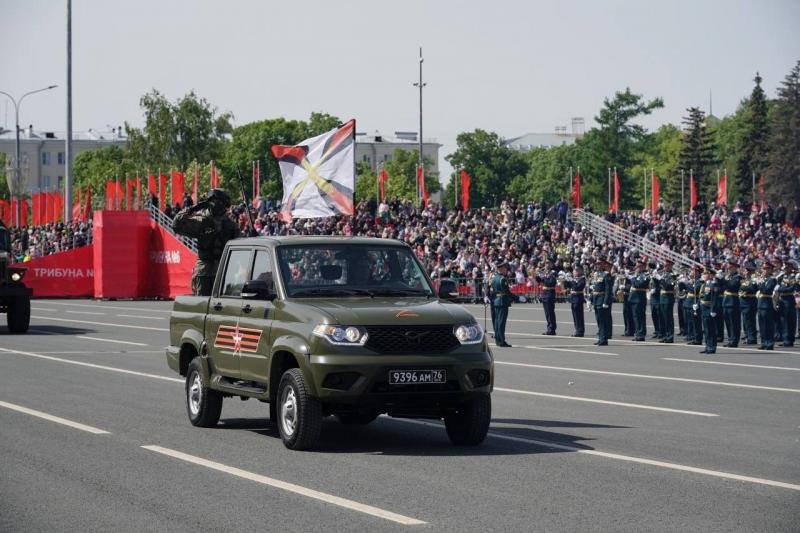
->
167 236 493 450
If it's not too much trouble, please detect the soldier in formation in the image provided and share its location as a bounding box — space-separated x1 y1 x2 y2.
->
535 260 558 335
649 262 662 339
721 259 742 348
490 261 512 348
697 266 719 354
563 264 586 337
658 259 676 343
591 258 614 346
629 259 649 341
739 262 759 345
756 262 777 350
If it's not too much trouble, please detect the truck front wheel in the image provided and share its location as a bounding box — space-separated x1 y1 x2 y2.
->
276 368 322 450
7 295 30 334
444 394 491 446
186 358 222 427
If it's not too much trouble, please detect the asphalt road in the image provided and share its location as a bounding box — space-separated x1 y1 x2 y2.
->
1 299 799 532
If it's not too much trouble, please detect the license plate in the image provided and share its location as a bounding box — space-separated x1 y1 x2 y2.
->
389 369 446 385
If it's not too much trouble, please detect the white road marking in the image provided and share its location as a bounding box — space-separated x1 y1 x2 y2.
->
31 315 169 332
66 310 105 316
493 386 718 417
141 445 426 525
30 307 57 312
116 314 165 320
40 301 172 314
397 419 800 492
0 400 110 435
522 345 619 356
76 336 149 347
496 362 800 394
0 347 183 383
663 358 800 372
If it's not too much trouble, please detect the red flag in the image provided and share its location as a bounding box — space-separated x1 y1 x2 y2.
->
46 192 56 222
0 199 9 227
379 169 389 203
252 161 261 208
417 167 428 208
40 192 48 223
689 174 697 211
126 179 133 211
147 174 157 196
73 186 82 220
171 170 185 207
54 192 63 223
571 173 581 209
20 199 29 227
716 173 728 206
83 188 93 221
159 173 167 211
758 176 766 209
192 169 199 203
115 180 123 211
210 163 219 189
135 177 142 210
459 169 470 212
651 174 659 213
32 193 40 226
612 170 620 213
10 199 17 227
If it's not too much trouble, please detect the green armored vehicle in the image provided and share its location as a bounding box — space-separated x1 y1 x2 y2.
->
0 223 31 333
167 236 493 450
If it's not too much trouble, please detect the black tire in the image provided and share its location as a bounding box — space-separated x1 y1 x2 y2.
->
185 358 222 427
7 295 30 334
444 394 491 446
276 368 322 450
336 411 379 425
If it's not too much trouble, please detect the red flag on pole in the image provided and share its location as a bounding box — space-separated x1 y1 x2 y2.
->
651 173 659 213
73 186 82 220
54 192 63 223
210 163 219 189
417 166 428 208
114 180 122 211
10 199 17 227
252 161 261 208
689 174 697 211
571 173 581 209
171 170 185 207
612 170 620 213
460 169 471 212
758 176 766 209
126 179 133 211
147 174 157 196
39 192 48 223
20 199 29 227
46 192 56 222
192 169 199 203
159 173 167 211
379 168 389 203
716 173 728 206
83 188 92 221
32 193 40 226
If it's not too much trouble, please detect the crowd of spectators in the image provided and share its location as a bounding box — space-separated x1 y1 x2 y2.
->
5 220 93 263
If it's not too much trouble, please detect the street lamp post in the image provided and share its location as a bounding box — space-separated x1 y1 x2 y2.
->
412 47 426 207
0 85 58 226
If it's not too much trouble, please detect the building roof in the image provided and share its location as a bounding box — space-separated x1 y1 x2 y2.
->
0 127 127 142
355 131 441 147
505 132 579 151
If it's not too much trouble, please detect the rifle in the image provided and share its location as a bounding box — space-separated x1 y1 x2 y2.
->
236 168 258 237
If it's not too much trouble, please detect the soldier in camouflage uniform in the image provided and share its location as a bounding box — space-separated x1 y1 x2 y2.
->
173 189 240 296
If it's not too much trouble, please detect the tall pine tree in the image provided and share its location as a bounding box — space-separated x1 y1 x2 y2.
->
679 107 718 203
735 73 770 203
766 61 800 206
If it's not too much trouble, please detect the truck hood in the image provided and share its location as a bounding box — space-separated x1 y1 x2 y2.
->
302 297 476 326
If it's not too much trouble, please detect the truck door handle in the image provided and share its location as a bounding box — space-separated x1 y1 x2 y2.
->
242 304 252 314
212 302 223 311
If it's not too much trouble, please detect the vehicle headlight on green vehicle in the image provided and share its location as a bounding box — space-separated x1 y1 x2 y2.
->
454 324 483 344
313 325 369 346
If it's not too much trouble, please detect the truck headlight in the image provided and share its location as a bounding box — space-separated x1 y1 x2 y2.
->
454 324 483 344
313 325 369 346
11 272 22 281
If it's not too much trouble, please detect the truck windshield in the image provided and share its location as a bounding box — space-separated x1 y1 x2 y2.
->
277 243 434 298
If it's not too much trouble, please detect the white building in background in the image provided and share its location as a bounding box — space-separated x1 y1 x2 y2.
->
0 126 126 193
505 117 586 152
355 131 441 174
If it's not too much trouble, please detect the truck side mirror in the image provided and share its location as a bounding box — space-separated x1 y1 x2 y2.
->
242 279 276 301
437 279 458 301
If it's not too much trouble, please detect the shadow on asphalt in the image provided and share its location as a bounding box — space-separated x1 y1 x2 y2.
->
1 325 95 335
217 416 606 456
492 418 629 429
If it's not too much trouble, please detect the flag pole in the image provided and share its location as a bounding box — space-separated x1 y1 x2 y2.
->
568 166 573 207
650 168 654 212
681 169 685 216
643 167 647 211
613 166 617 213
716 168 720 203
607 167 611 212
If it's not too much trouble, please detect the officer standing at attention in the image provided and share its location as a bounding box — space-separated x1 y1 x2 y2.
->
677 267 687 337
739 262 759 345
678 267 695 343
629 259 649 341
658 259 676 343
591 258 614 346
691 265 705 345
491 261 512 348
779 262 796 347
756 262 777 351
173 188 240 296
536 260 558 335
649 262 662 339
564 265 586 337
697 266 719 354
721 259 742 347
620 264 634 336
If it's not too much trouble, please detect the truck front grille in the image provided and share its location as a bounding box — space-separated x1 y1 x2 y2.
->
364 325 460 354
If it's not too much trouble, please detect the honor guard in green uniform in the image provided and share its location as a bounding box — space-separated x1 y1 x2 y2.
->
491 261 512 348
619 264 634 336
698 266 719 354
678 268 695 343
649 262 662 339
756 262 777 350
564 265 586 337
713 261 725 343
691 265 705 345
658 259 676 343
778 262 797 347
591 258 614 345
173 189 240 296
629 259 649 341
677 267 687 336
739 262 759 345
721 259 742 347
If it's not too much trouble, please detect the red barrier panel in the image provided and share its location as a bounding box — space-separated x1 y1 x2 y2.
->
148 221 197 298
93 210 151 298
16 245 95 298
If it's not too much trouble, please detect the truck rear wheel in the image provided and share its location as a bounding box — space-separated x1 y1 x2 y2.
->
7 295 30 334
277 368 322 450
444 394 491 446
186 358 222 427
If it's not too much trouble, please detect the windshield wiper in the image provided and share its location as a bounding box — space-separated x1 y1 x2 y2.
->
291 287 375 297
370 288 432 297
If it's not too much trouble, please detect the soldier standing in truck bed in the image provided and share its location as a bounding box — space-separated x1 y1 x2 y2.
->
173 189 240 296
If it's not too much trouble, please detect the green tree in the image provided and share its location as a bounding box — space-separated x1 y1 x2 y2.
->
445 129 528 208
630 124 683 209
380 149 439 203
72 145 139 209
354 162 377 203
714 105 748 203
0 153 9 199
735 73 771 203
505 144 577 205
766 60 800 205
679 107 718 202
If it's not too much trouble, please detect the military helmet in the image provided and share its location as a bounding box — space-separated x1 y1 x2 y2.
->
206 188 231 208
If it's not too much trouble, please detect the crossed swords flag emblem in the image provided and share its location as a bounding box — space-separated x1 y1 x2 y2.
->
271 119 356 221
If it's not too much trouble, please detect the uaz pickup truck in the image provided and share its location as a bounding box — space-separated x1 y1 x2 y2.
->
167 236 493 450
